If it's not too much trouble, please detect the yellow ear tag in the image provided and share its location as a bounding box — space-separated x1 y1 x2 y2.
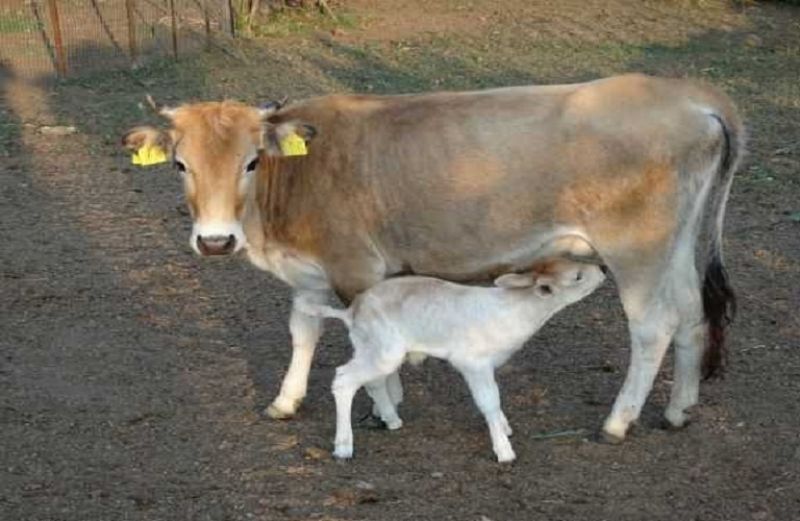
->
279 132 308 157
132 143 168 166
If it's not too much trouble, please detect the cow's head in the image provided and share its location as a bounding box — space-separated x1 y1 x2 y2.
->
122 100 315 256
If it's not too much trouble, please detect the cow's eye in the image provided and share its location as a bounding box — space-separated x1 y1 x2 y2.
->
245 157 259 173
175 160 187 174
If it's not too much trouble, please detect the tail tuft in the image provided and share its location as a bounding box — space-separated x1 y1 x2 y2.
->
700 108 741 381
701 255 736 379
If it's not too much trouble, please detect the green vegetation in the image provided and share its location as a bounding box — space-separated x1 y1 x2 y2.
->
241 5 358 37
0 12 36 34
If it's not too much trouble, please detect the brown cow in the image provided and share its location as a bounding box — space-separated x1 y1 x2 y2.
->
122 74 742 442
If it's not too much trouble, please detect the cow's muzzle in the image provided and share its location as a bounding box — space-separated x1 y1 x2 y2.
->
197 234 236 256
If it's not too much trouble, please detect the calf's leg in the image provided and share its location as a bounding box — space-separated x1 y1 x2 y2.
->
332 343 405 459
371 369 404 419
458 364 515 463
364 376 403 430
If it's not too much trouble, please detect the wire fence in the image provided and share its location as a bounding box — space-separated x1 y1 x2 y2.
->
0 0 236 79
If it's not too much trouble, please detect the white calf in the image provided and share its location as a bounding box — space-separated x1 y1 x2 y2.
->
298 259 606 463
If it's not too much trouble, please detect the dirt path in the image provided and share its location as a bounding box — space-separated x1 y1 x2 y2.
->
2 2 800 520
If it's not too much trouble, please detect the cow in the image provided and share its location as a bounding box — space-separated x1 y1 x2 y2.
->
122 73 742 443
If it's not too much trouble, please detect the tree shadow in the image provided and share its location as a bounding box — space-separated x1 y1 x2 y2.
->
0 49 268 519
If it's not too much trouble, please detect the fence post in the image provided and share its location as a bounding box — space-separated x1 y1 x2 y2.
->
169 0 178 60
224 0 236 38
125 0 139 66
47 0 67 77
202 0 211 49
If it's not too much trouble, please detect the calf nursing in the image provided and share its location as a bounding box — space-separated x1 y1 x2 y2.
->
123 74 742 444
298 259 606 462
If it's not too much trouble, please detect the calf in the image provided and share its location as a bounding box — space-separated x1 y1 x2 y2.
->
298 259 606 462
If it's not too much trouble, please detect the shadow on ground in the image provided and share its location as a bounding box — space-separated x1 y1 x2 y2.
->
3 2 800 518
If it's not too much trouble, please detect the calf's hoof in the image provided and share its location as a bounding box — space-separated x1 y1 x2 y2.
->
333 445 354 460
660 416 691 431
384 418 403 431
662 408 691 430
495 448 517 464
357 412 387 430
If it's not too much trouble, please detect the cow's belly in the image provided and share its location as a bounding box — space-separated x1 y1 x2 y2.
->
385 225 594 282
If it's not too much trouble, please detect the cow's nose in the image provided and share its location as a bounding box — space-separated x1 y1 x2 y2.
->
197 234 236 256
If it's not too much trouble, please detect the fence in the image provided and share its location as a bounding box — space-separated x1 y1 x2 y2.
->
0 0 236 78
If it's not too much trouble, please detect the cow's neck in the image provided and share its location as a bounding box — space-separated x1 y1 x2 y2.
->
241 158 329 290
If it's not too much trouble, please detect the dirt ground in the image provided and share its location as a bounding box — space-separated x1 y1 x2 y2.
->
1 1 799 520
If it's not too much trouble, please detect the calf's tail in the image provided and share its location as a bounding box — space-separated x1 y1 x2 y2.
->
701 112 743 379
295 296 353 328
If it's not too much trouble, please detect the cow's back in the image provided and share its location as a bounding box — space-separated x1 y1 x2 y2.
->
269 74 737 284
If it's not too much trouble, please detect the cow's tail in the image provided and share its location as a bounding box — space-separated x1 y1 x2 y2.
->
701 111 743 379
295 296 353 328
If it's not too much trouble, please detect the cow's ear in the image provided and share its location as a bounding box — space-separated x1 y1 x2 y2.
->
122 126 171 151
122 126 173 166
263 120 317 157
494 273 536 289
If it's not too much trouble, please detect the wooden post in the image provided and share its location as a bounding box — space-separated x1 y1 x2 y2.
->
202 0 211 49
225 0 236 38
169 0 178 60
47 0 67 76
125 0 138 66
318 0 337 22
247 0 260 35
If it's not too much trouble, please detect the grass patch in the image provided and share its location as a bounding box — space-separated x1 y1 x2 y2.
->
0 13 37 34
248 7 358 38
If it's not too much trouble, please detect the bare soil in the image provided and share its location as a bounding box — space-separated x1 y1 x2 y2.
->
1 1 799 520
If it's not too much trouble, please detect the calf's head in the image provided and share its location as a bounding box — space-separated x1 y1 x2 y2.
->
494 258 606 304
122 100 315 256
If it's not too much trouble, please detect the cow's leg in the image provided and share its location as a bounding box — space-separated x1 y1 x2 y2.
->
267 289 327 419
665 265 704 429
602 276 680 442
457 364 515 463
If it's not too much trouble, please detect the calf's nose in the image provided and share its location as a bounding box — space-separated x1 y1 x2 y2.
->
197 234 236 256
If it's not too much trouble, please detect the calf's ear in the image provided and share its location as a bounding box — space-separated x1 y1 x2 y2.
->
494 273 536 289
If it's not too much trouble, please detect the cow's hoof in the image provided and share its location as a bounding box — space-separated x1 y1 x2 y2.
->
591 430 625 445
265 397 300 420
